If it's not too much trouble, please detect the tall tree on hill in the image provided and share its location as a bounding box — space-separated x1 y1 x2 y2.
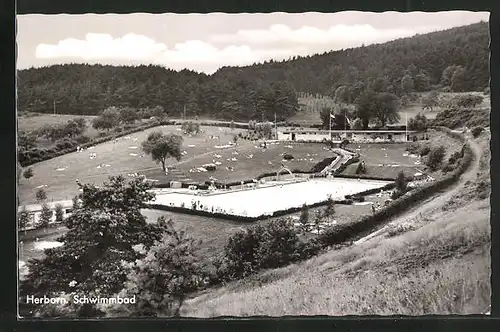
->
141 132 183 172
20 176 171 317
334 85 351 104
441 65 460 86
371 93 401 127
413 73 431 92
354 91 377 129
451 66 469 92
368 76 389 93
401 75 414 94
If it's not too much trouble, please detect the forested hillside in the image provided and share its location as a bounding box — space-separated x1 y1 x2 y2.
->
17 21 489 121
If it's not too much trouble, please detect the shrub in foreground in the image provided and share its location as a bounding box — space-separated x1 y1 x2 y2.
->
215 218 302 281
471 126 484 138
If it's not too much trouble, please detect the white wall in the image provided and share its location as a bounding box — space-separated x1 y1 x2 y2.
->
296 133 330 141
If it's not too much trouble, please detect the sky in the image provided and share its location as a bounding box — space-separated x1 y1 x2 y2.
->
16 11 489 74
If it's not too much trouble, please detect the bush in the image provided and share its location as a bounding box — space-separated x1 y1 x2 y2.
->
441 164 455 174
74 135 91 144
418 146 431 156
471 126 484 138
406 143 421 155
426 146 446 171
283 153 294 161
355 162 366 174
23 167 34 180
448 151 462 165
218 219 302 280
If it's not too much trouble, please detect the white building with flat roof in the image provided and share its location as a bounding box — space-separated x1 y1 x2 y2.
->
277 127 428 143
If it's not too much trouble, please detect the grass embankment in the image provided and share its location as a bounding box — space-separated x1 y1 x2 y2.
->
182 131 491 317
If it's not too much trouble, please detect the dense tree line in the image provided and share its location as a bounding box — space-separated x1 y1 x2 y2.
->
18 22 488 121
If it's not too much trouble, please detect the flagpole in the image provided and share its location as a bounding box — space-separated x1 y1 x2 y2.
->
405 112 408 142
329 111 332 141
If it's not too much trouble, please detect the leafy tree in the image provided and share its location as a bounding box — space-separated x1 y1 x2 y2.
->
407 113 429 131
441 65 460 86
354 90 377 129
334 85 351 104
401 75 414 94
406 63 418 77
355 162 367 174
23 167 34 180
395 171 408 193
141 132 183 172
20 176 171 317
119 107 139 124
181 121 200 135
414 73 431 92
72 195 81 209
298 204 310 233
421 90 439 110
18 131 37 150
368 76 388 93
313 211 324 235
93 107 121 131
323 195 335 217
35 188 47 202
101 218 204 317
38 203 53 228
471 126 484 138
351 118 364 130
18 205 32 230
54 203 64 222
371 93 401 127
451 66 468 92
426 146 446 171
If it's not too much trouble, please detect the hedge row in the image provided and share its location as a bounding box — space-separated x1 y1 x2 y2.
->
334 174 402 182
148 195 362 223
317 138 474 247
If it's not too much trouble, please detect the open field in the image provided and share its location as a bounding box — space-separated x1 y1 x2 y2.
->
143 141 337 184
151 178 391 218
18 125 248 204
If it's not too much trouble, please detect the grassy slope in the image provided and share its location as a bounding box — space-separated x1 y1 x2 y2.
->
182 132 491 317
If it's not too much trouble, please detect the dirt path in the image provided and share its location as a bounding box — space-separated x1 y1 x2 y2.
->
356 132 482 244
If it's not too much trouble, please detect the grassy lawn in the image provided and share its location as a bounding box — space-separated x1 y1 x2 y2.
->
143 141 336 184
18 125 247 204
